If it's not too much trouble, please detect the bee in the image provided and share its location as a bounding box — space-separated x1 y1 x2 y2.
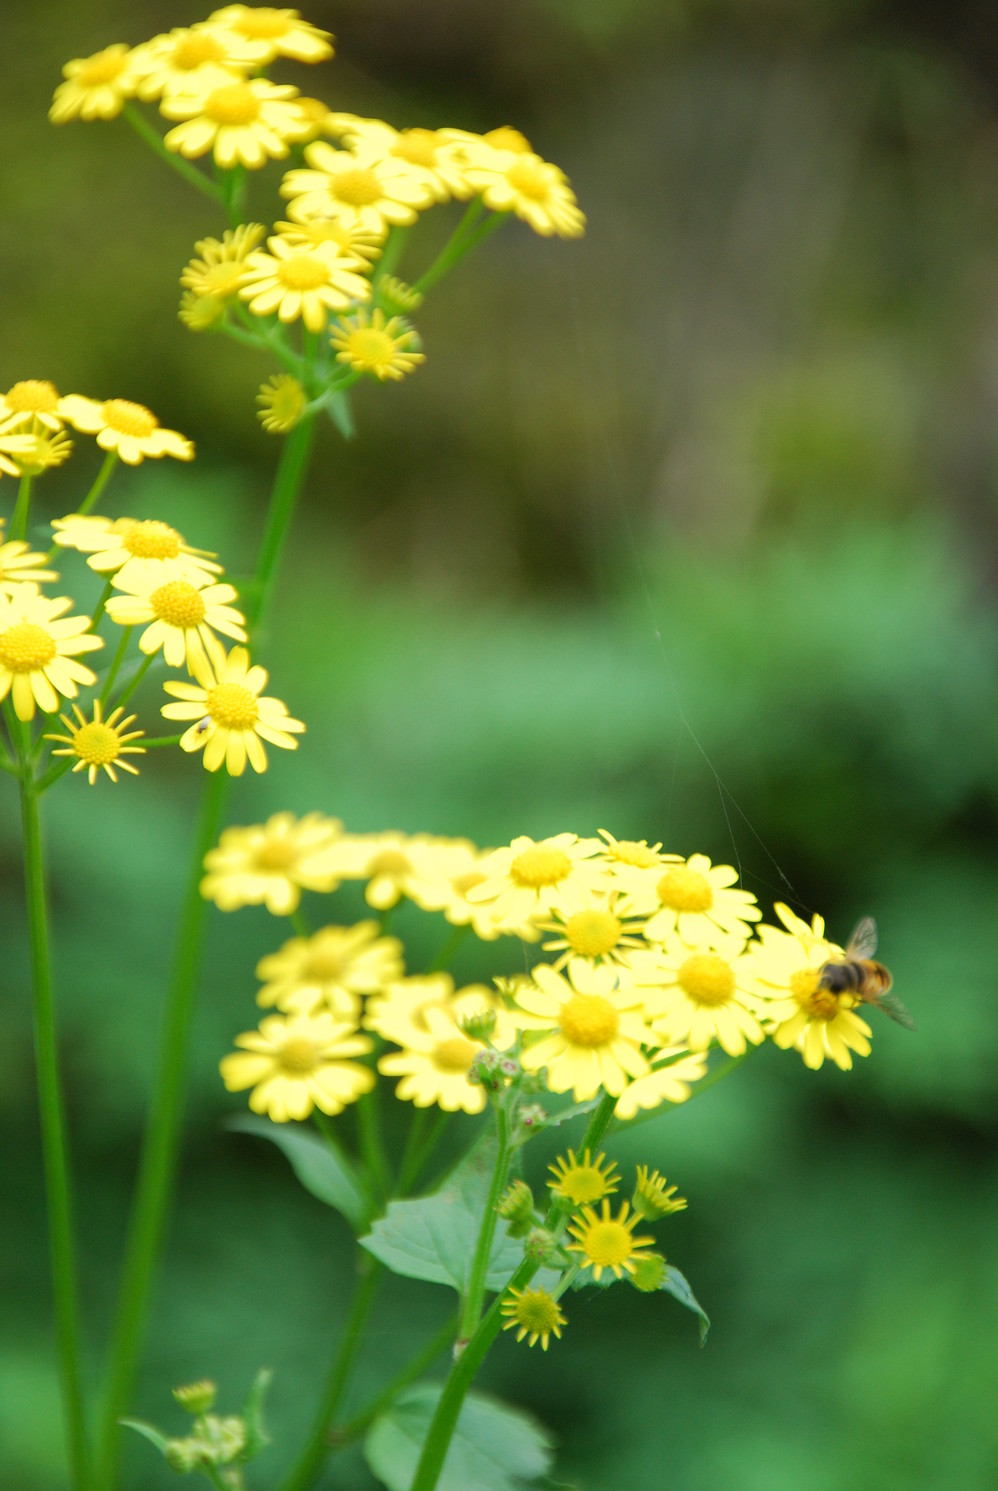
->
818 917 915 1029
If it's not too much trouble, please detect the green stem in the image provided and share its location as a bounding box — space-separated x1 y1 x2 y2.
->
290 908 311 938
427 923 469 973
123 104 223 206
370 225 410 294
398 1109 453 1195
89 579 114 631
11 472 34 541
357 1084 391 1203
335 1313 457 1444
110 652 155 711
278 1257 381 1491
99 627 133 705
136 735 183 748
247 413 318 630
94 770 230 1491
46 452 121 561
458 1102 512 1342
18 726 92 1490
411 209 507 296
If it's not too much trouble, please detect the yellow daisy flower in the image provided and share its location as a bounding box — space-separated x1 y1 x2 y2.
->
0 380 66 433
613 1047 708 1121
257 375 307 433
179 292 226 331
464 147 585 238
239 237 370 332
631 853 761 949
51 514 221 585
510 958 652 1100
377 276 424 317
365 975 515 1051
256 921 405 1017
400 839 533 941
106 560 247 675
0 435 33 478
0 583 102 721
0 521 57 596
547 1149 620 1206
162 642 304 776
466 833 606 936
161 79 311 170
131 26 248 101
220 1011 374 1123
500 1288 565 1351
10 430 74 476
440 126 534 159
628 941 764 1056
742 904 873 1071
596 828 679 879
632 1166 686 1221
289 96 336 143
330 117 477 202
317 831 455 912
567 1200 655 1282
330 309 424 382
45 701 145 784
58 396 193 465
378 1002 493 1113
203 6 334 66
273 217 385 259
50 44 142 124
201 811 344 913
180 223 266 301
280 142 436 236
538 887 648 970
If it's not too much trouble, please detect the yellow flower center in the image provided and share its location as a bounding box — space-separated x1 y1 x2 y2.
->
511 1290 561 1332
677 953 735 1006
789 967 840 1020
509 845 572 889
234 7 291 38
0 622 57 672
204 83 261 126
452 870 487 897
77 49 128 87
278 1037 319 1074
303 943 347 979
555 1164 611 1204
346 329 395 368
276 253 330 291
121 520 182 560
433 1036 479 1073
150 580 206 629
202 262 247 297
607 840 659 868
506 161 551 201
559 993 618 1047
392 129 439 167
102 400 158 438
253 839 298 870
580 1219 634 1268
656 867 713 913
484 127 531 153
5 380 60 414
206 681 259 729
331 168 383 206
368 849 411 878
171 32 228 68
72 721 121 765
563 910 622 957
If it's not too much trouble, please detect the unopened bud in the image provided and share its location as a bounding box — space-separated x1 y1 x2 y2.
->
523 1226 559 1264
460 1007 497 1042
497 1180 535 1236
498 1055 521 1080
517 1103 547 1132
469 1049 504 1090
632 1166 687 1222
164 1437 202 1473
629 1252 667 1293
173 1379 217 1415
378 275 425 316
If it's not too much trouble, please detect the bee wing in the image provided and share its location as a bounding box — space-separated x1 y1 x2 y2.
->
875 990 917 1031
845 916 878 960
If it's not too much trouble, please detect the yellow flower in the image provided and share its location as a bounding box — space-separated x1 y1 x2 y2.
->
9 430 74 476
0 521 57 596
378 1002 494 1113
330 309 424 382
632 1166 686 1221
289 96 336 143
317 831 454 912
201 811 344 913
106 560 247 675
50 44 142 124
161 79 311 170
203 6 335 66
597 829 678 877
376 276 424 317
547 1149 620 1206
613 1047 708 1121
281 142 436 235
538 888 648 970
567 1200 655 1282
273 217 384 260
131 26 248 101
180 223 266 300
629 853 761 950
511 958 651 1100
58 396 193 465
0 436 32 479
466 833 605 936
0 380 66 433
464 147 585 238
179 292 226 331
500 1288 565 1350
45 701 145 784
400 839 533 941
220 1011 373 1123
162 642 304 775
365 975 515 1051
329 117 477 202
257 375 307 433
51 514 221 585
627 941 764 1056
0 584 102 720
240 237 370 332
256 921 405 1017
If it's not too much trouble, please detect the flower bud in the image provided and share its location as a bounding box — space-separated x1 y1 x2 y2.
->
469 1048 504 1091
517 1103 547 1132
497 1179 535 1236
632 1166 687 1221
460 1007 497 1043
629 1252 667 1293
523 1226 559 1265
164 1436 203 1473
378 275 424 316
173 1379 217 1415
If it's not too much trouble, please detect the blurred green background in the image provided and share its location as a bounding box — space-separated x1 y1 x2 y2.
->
3 0 998 1486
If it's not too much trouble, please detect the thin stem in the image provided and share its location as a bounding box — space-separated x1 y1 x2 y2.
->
246 413 318 630
89 580 114 631
290 908 311 938
427 923 469 973
335 1313 457 1444
411 209 507 297
11 472 34 541
278 1256 381 1491
458 1102 512 1341
370 225 410 294
399 1109 453 1196
357 1084 391 1203
123 104 223 205
18 724 92 1489
46 452 120 561
110 652 155 712
94 770 230 1491
99 627 133 705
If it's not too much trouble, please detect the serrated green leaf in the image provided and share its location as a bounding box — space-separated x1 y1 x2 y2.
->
360 1129 522 1292
364 1385 554 1491
661 1264 710 1344
227 1115 372 1232
542 1099 599 1130
120 1418 170 1456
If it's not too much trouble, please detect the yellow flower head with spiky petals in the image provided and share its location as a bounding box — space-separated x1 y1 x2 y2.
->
201 811 344 914
131 25 249 102
625 853 761 951
50 44 143 124
106 559 247 676
627 940 764 1057
0 380 66 433
0 432 35 477
273 217 385 260
463 146 585 238
632 1166 686 1221
538 887 649 971
0 583 102 721
162 641 304 775
378 999 502 1114
58 396 193 465
466 833 606 938
330 117 478 203
613 1046 708 1121
567 1200 655 1282
501 1288 566 1351
330 309 424 383
161 78 312 170
203 6 334 66
316 831 458 912
240 236 371 333
11 430 75 476
511 957 652 1101
45 701 145 785
256 921 405 1018
0 521 57 596
180 223 266 300
220 1011 373 1123
547 1149 620 1206
257 375 307 434
179 292 226 332
281 141 436 236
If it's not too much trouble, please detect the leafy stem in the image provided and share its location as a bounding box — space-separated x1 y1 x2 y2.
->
123 103 223 206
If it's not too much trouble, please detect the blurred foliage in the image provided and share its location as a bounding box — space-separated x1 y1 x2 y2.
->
3 0 998 1488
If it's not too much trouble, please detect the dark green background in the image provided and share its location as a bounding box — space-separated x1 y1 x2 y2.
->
3 1 998 1487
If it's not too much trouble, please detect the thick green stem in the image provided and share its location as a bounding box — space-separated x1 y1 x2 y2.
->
19 732 92 1490
278 1257 381 1491
246 414 318 631
123 104 223 206
11 472 34 541
94 770 230 1491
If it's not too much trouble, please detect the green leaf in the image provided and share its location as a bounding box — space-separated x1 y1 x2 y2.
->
364 1385 554 1491
542 1099 599 1130
119 1419 170 1456
240 1366 273 1460
327 389 356 439
360 1129 522 1292
661 1264 710 1344
227 1115 372 1232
